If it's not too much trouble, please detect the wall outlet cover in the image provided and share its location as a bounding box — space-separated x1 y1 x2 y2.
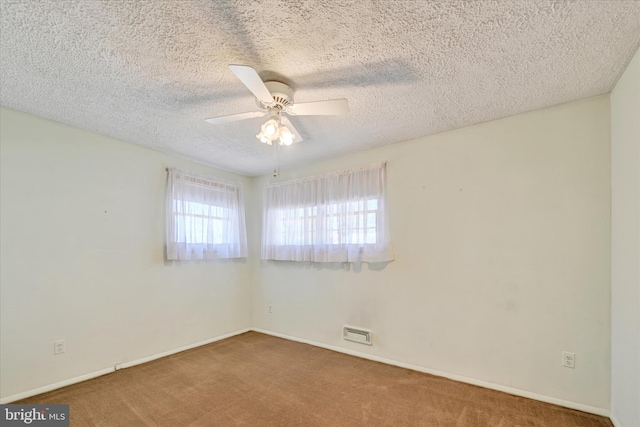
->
562 351 575 368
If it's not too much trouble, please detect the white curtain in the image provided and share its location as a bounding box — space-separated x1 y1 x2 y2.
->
261 162 394 262
166 168 247 260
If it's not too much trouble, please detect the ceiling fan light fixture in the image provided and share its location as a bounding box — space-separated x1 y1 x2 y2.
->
279 126 294 146
260 118 280 141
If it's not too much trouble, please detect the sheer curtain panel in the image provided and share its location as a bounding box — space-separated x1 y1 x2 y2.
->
262 162 394 262
166 168 247 260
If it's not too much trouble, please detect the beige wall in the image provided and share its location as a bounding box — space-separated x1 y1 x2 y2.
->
0 108 252 401
251 96 612 411
611 46 640 427
0 94 614 413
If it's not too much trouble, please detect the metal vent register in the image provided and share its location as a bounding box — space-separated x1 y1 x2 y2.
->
343 326 372 345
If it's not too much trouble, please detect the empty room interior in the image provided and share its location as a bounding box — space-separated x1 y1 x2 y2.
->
1 1 639 426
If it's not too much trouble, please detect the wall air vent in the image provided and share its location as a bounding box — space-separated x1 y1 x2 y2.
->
343 326 372 345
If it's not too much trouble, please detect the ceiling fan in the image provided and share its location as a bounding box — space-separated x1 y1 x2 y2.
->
205 65 349 146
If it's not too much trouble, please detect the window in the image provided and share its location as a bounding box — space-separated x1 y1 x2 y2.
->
262 163 394 263
325 199 379 245
166 168 247 260
174 200 228 245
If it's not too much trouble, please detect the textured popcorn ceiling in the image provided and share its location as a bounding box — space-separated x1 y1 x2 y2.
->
1 1 639 176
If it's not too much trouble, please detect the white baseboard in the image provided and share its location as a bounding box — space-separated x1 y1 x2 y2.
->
120 328 251 370
0 367 114 405
0 328 251 404
251 328 611 419
609 413 622 427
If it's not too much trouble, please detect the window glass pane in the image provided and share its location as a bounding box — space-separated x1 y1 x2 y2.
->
330 216 338 229
367 213 376 227
366 228 376 244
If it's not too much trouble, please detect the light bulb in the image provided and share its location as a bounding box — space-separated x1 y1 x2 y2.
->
265 123 277 136
279 126 293 146
261 119 280 140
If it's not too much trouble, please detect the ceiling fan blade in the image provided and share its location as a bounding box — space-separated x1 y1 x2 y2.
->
280 116 303 143
228 64 275 105
287 98 348 116
205 110 266 126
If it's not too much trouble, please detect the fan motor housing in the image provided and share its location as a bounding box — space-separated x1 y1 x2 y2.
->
257 81 294 110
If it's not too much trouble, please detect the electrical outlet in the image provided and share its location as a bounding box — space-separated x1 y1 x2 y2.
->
268 305 272 314
54 340 65 355
562 351 575 368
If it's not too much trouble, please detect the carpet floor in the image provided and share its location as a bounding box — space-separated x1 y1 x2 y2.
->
20 331 612 426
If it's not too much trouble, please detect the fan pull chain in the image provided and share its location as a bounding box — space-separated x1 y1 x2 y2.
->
273 140 280 177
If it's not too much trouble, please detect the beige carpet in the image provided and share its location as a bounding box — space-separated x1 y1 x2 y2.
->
20 332 612 426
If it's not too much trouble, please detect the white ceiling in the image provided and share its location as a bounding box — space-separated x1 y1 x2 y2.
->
1 1 639 176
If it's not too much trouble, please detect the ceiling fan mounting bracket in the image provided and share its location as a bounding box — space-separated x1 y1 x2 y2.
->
256 81 294 110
